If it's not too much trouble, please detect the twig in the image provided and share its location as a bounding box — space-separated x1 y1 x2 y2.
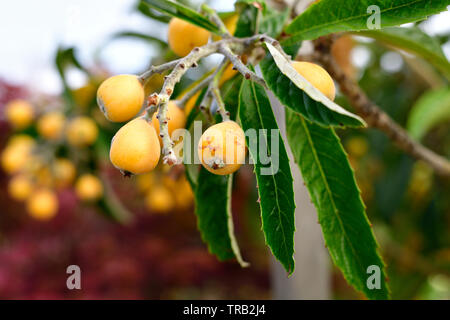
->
177 72 215 108
155 41 225 164
138 59 181 82
313 36 450 177
209 58 230 121
140 34 285 165
219 44 267 89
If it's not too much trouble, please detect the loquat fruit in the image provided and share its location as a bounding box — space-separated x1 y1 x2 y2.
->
66 116 99 147
136 172 155 193
75 174 103 201
1 142 34 174
53 158 76 188
7 134 35 149
110 117 161 175
143 73 164 97
26 189 58 220
291 61 336 101
184 91 200 116
73 82 97 108
213 14 239 41
8 174 34 201
198 120 246 175
346 136 369 158
168 18 210 57
173 177 194 210
37 111 66 141
97 75 145 122
151 101 186 142
5 99 34 129
145 185 174 213
34 166 53 188
219 64 238 86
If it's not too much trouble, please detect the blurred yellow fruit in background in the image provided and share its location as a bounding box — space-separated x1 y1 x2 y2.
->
152 101 186 143
144 73 164 97
408 161 433 199
97 75 145 122
219 63 238 86
26 189 58 220
291 61 336 101
35 166 53 188
5 99 34 129
213 14 239 41
66 116 98 147
1 141 34 174
184 92 200 116
53 158 76 188
136 172 155 193
145 185 174 213
168 18 210 57
73 82 97 108
198 120 246 175
75 174 103 201
8 134 36 149
110 118 161 174
174 177 194 210
8 174 34 201
37 111 66 141
346 136 369 158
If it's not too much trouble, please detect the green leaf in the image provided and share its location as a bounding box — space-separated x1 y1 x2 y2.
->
357 27 450 78
234 1 260 37
55 47 88 109
239 79 295 274
234 0 288 38
141 0 220 33
111 31 168 48
218 74 243 122
218 11 237 20
407 87 450 140
259 7 290 38
260 43 365 128
136 1 171 23
285 109 389 299
285 0 449 42
195 169 249 267
280 39 302 58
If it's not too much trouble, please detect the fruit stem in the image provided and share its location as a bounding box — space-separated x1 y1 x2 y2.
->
210 58 230 121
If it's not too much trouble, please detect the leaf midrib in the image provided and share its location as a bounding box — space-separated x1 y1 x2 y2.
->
249 81 291 269
299 117 365 281
289 0 429 36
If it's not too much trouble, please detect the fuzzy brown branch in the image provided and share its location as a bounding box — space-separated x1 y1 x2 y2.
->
313 35 450 177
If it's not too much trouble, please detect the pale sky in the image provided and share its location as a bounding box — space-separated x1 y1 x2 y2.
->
0 1 448 94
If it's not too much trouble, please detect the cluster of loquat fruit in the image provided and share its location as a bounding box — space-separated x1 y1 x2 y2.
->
2 98 103 220
97 16 336 182
3 14 338 220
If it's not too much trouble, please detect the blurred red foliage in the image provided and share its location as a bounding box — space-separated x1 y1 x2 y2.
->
0 79 270 300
